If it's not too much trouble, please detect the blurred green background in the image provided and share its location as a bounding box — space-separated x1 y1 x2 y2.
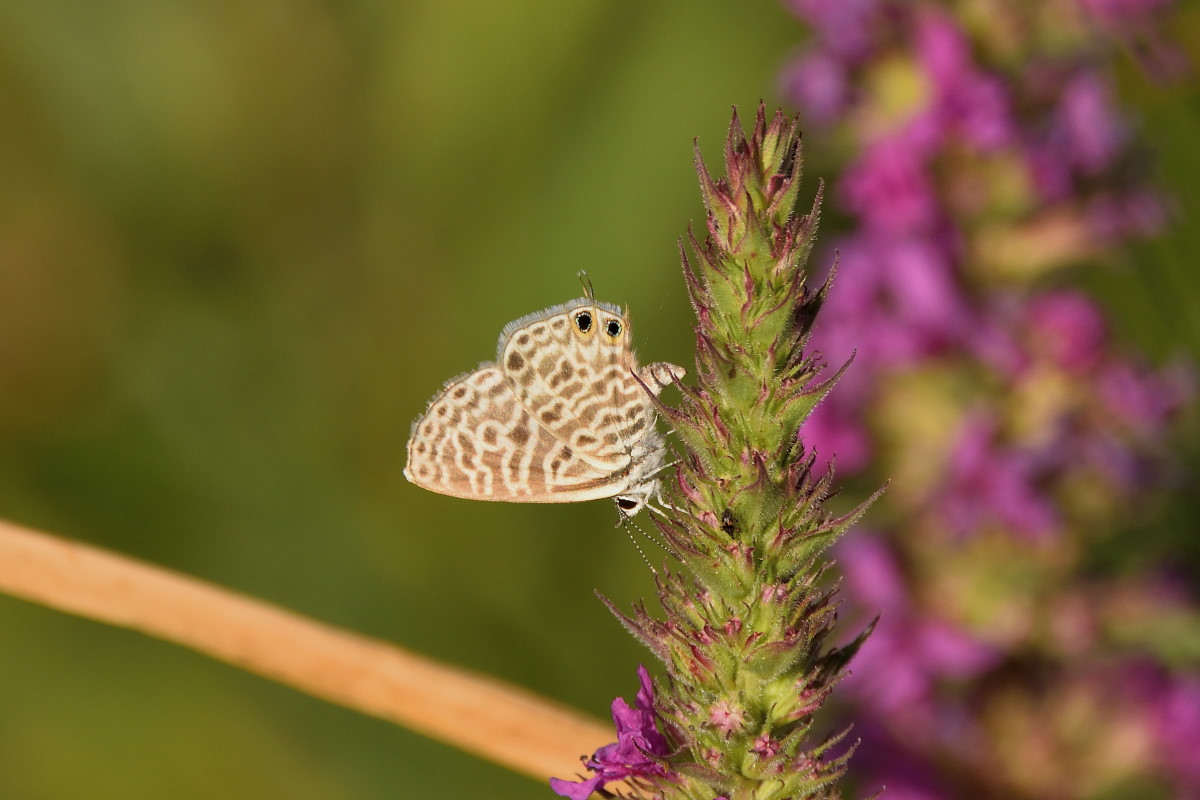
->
0 2 1196 799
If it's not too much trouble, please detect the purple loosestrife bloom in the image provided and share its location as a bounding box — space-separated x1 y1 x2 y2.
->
569 107 877 800
1099 357 1192 432
1024 290 1109 373
914 10 1014 150
779 3 1194 794
550 666 670 800
849 721 957 800
1026 70 1129 203
1152 675 1200 792
840 137 942 235
785 1 1186 505
820 235 968 365
428 103 895 797
935 415 1061 539
803 234 968 471
838 534 1001 723
784 0 882 60
781 49 850 125
1058 72 1127 175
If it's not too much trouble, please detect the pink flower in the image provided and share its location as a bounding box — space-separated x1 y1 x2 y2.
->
784 0 882 60
708 698 745 736
849 720 957 800
801 400 874 474
816 234 969 367
1024 290 1108 373
840 139 942 235
781 48 850 124
936 416 1061 539
1058 73 1127 174
1151 675 1200 790
1099 359 1192 432
751 733 780 759
915 10 1014 149
1024 71 1134 203
550 666 671 799
838 534 1001 720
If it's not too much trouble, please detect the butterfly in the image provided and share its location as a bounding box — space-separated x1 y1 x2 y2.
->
404 295 683 515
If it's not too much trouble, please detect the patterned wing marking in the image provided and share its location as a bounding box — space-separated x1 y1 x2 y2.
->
499 301 666 467
404 366 634 503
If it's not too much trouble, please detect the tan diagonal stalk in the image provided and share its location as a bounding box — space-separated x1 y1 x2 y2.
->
0 518 612 784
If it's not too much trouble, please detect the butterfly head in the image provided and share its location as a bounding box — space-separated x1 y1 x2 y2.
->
568 302 628 347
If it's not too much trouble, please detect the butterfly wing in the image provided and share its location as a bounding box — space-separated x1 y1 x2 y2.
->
404 366 634 503
497 300 663 470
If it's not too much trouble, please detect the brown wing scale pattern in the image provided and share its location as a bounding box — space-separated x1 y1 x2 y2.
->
499 301 657 468
404 366 621 502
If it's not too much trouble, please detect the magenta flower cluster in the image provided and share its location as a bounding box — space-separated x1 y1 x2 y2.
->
551 666 670 800
787 3 1182 484
781 1 1196 798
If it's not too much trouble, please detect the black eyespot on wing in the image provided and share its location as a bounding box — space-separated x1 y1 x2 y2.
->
606 320 622 337
575 312 592 333
616 497 639 511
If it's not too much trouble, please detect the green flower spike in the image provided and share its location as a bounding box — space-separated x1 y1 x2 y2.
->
554 106 884 800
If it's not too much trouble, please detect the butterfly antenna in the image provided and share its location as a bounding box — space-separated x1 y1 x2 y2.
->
577 271 595 302
619 506 680 567
619 518 656 575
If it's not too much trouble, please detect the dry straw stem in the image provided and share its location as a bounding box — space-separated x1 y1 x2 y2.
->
0 517 612 784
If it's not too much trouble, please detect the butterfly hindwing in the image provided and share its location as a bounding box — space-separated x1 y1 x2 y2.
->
404 366 631 503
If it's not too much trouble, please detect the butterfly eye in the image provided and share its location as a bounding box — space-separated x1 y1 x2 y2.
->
616 497 639 512
606 320 622 338
575 312 593 333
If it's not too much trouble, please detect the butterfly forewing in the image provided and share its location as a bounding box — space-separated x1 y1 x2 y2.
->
499 301 652 468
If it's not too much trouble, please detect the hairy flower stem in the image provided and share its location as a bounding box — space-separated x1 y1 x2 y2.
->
554 107 881 800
